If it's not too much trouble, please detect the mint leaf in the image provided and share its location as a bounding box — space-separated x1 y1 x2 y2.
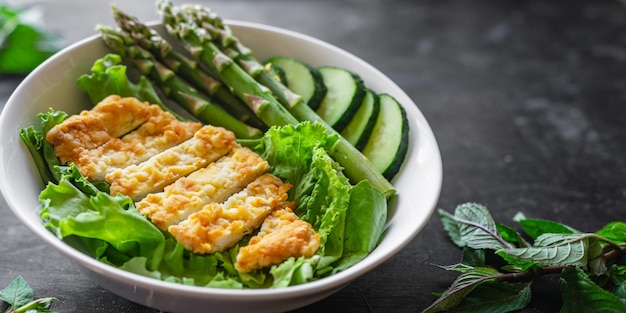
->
422 266 501 313
597 222 626 245
497 233 589 269
462 248 487 267
616 282 626 301
607 265 626 301
431 203 626 313
496 221 529 247
514 212 578 240
449 203 511 250
0 4 59 74
0 276 33 308
0 276 58 313
13 297 57 313
559 267 626 313
450 281 532 313
439 209 463 247
436 263 475 273
587 237 608 276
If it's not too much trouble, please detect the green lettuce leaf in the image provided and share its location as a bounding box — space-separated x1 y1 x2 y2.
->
270 257 316 288
40 167 252 287
253 121 338 198
254 122 389 274
304 148 350 271
253 122 352 273
123 238 249 288
19 109 66 184
39 165 165 271
332 180 387 273
76 53 165 107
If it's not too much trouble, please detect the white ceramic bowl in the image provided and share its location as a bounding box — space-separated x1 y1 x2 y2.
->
0 21 442 313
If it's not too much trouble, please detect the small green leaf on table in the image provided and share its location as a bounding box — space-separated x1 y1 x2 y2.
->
0 276 57 313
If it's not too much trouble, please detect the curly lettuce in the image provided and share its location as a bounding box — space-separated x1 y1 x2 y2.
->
76 53 163 106
253 122 387 283
40 165 165 270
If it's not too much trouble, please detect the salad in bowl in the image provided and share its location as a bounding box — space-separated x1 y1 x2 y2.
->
1 0 441 311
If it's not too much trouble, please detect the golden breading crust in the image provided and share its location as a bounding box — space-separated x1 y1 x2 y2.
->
137 147 270 230
235 207 321 273
106 125 237 201
168 173 292 254
71 106 201 181
46 95 154 164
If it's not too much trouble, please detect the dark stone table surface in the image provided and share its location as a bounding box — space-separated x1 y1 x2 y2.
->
1 0 625 312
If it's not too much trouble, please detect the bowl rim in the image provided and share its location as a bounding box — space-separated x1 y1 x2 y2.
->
0 19 443 300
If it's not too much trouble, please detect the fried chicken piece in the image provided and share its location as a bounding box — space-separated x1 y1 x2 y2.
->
71 106 201 181
106 125 237 201
46 95 153 164
235 207 321 273
137 147 270 230
169 173 291 254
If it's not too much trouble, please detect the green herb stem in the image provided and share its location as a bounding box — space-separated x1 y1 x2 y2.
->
603 244 626 262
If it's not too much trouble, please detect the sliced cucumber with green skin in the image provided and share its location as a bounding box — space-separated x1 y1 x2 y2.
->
263 56 327 110
361 93 409 180
267 62 287 86
316 66 365 132
340 89 380 151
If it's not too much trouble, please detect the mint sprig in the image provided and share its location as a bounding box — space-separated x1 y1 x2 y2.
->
425 202 626 313
0 4 59 74
0 276 57 313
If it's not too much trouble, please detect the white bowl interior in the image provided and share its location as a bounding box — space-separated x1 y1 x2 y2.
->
0 21 442 313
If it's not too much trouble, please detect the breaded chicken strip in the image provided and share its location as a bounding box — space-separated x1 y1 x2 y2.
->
72 106 201 181
46 95 153 164
137 147 269 230
235 207 321 273
169 173 291 254
106 125 237 200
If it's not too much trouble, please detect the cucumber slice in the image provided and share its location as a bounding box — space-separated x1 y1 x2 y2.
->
267 62 287 86
340 89 380 151
361 93 409 180
316 66 365 132
264 56 327 110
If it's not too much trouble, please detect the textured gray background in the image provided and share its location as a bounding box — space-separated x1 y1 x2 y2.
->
1 0 625 312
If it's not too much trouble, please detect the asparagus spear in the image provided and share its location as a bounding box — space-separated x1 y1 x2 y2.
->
182 4 303 110
178 5 324 122
110 6 267 131
158 0 297 127
98 25 262 139
158 0 395 196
